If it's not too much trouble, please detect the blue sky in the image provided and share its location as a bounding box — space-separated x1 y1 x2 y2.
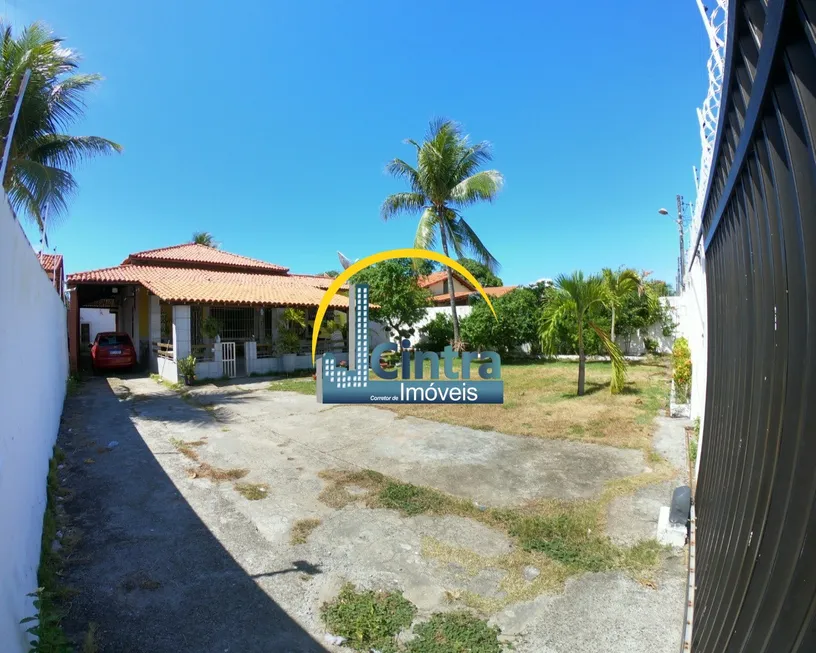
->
8 0 709 286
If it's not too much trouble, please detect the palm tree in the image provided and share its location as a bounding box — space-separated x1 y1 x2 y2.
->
192 232 217 247
1 22 122 231
539 271 626 396
381 119 503 344
601 267 641 342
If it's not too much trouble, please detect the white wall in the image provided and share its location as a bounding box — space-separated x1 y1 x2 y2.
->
405 306 474 347
80 308 115 343
0 196 68 653
424 277 472 297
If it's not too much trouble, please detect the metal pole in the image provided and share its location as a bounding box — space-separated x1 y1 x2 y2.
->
677 194 686 291
0 68 32 194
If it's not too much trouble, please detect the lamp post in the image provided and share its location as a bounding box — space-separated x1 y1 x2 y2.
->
658 195 691 294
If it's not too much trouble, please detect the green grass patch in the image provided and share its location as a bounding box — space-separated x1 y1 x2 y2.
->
234 482 269 500
268 379 317 394
408 612 502 653
321 583 417 653
318 465 671 607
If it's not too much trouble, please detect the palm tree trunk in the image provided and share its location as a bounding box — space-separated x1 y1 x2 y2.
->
439 228 461 344
611 307 616 343
577 324 586 396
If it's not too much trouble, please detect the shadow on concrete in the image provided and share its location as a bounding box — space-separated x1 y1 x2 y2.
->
57 378 327 653
251 560 323 579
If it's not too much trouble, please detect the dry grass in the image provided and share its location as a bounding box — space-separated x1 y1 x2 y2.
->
385 359 670 450
169 437 206 461
234 482 269 500
316 464 673 610
290 518 322 544
187 462 248 482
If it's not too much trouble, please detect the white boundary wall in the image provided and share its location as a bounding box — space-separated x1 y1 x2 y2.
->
0 195 68 653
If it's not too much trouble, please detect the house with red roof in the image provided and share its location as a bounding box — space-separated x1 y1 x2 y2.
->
67 243 351 381
38 253 65 299
417 271 517 306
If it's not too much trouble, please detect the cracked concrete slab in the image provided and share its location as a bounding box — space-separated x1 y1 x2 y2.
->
55 375 686 653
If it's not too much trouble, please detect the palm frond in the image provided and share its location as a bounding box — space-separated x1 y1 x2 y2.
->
25 134 121 169
380 192 426 221
413 207 439 250
448 214 499 272
538 290 575 356
587 320 627 393
450 170 503 207
384 158 422 193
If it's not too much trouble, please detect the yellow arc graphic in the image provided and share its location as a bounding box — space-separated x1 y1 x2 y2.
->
312 248 498 364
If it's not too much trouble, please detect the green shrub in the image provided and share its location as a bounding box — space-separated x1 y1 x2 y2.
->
643 337 658 355
672 337 691 400
419 313 454 352
408 612 503 653
321 583 416 652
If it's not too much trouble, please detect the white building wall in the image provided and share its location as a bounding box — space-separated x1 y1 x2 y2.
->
425 277 471 297
616 297 682 356
79 308 115 343
0 196 68 653
406 306 474 347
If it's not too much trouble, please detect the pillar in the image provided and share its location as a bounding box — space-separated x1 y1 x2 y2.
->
149 295 161 372
172 305 191 362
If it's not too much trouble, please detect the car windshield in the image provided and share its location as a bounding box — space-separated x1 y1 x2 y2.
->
97 334 131 347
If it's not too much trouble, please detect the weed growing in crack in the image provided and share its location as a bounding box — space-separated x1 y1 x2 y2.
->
234 482 269 500
321 583 416 653
290 518 321 544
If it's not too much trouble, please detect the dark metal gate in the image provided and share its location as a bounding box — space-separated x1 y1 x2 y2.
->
692 1 816 651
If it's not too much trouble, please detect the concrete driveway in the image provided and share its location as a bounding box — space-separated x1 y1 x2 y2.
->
56 376 686 653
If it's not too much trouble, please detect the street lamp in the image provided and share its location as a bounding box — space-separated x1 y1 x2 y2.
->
658 197 689 294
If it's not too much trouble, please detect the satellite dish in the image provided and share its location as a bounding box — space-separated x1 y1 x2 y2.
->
337 251 356 270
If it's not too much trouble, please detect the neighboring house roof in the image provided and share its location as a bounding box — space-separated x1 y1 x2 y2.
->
418 270 475 291
68 244 349 308
429 285 518 304
287 273 348 291
122 243 289 273
39 253 63 273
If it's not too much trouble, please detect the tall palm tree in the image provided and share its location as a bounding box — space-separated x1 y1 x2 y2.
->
381 119 503 344
539 271 626 396
192 231 217 247
0 22 122 231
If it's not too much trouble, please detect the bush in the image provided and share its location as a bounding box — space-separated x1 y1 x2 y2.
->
672 337 691 400
643 337 658 355
419 313 454 351
460 288 539 354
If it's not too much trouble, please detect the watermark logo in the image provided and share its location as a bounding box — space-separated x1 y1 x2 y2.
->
312 249 504 405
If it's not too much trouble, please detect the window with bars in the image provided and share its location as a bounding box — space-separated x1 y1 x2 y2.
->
160 303 172 341
191 305 203 345
209 306 255 341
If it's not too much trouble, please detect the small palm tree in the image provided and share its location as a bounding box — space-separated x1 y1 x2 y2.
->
1 22 122 231
601 267 641 342
539 271 626 396
381 119 503 344
192 232 217 247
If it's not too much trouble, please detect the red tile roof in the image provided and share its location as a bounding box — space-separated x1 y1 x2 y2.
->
39 253 63 272
68 264 350 308
123 243 288 273
430 285 518 304
418 270 475 290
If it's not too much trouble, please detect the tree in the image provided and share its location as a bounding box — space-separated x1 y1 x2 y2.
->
458 257 503 287
322 270 340 278
351 259 430 343
1 22 122 231
601 267 641 342
192 232 217 247
419 313 454 351
539 272 626 396
461 288 539 354
381 119 503 345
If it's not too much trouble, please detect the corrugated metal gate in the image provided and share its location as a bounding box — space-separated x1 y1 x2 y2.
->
691 1 816 651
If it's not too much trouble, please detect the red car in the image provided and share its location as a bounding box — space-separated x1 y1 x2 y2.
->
91 332 137 373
